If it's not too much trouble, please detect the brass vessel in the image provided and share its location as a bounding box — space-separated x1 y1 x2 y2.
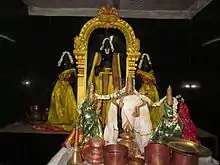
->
67 124 83 165
168 138 212 165
171 151 198 165
27 105 42 123
167 138 212 157
118 132 141 158
104 144 128 165
84 137 104 164
145 143 170 165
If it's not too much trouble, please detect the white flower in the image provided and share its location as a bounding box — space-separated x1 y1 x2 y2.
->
57 51 74 66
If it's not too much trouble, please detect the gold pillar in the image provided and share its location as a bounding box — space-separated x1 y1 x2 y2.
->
74 51 87 105
126 52 140 85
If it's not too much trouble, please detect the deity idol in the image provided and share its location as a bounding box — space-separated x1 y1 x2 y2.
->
77 82 103 146
136 53 162 130
149 86 183 144
62 82 103 149
47 51 78 131
176 95 200 143
88 35 122 125
104 76 153 153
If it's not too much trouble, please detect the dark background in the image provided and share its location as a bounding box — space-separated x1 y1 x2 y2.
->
0 0 220 164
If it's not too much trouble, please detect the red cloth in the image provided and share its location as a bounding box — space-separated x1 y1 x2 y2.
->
62 130 83 148
178 102 200 144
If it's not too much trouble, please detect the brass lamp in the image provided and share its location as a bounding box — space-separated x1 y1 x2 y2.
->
67 123 83 165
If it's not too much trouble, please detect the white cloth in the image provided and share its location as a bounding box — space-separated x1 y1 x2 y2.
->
199 157 219 165
47 147 68 165
104 94 152 153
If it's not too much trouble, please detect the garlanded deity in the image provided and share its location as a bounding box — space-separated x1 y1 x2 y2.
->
61 82 103 150
149 86 183 144
47 51 78 131
176 95 200 143
104 76 153 154
88 35 122 125
136 53 162 130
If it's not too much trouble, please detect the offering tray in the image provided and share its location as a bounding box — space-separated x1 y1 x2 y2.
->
167 138 212 157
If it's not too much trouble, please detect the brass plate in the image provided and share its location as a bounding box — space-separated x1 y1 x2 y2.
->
167 138 212 157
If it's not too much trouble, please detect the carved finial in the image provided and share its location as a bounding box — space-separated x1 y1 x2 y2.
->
98 5 119 16
166 86 173 106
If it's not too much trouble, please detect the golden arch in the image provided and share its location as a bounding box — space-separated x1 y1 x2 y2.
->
73 5 141 104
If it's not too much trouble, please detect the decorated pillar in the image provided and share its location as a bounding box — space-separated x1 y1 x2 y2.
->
126 37 140 85
74 53 86 104
73 36 87 105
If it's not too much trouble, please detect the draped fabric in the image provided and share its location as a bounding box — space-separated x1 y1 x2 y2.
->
61 130 84 148
78 100 103 146
104 94 152 153
149 103 183 144
61 99 102 149
94 69 114 125
47 68 78 131
136 69 162 130
87 52 122 125
179 101 200 143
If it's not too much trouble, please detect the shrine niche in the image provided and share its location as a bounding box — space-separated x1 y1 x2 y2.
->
73 5 141 104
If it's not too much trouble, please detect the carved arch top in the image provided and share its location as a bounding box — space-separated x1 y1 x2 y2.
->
73 5 140 55
73 6 141 104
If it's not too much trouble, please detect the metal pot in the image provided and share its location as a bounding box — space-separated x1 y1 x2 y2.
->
167 138 211 165
171 150 198 165
83 137 104 164
144 143 170 165
28 105 42 121
118 132 141 158
104 144 128 165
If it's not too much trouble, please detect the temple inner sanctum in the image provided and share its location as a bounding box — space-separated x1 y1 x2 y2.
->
0 1 220 165
41 6 216 165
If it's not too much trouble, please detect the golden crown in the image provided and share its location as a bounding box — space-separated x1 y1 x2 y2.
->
166 86 173 106
98 5 119 16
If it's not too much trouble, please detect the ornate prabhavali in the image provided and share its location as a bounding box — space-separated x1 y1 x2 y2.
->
73 5 141 104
